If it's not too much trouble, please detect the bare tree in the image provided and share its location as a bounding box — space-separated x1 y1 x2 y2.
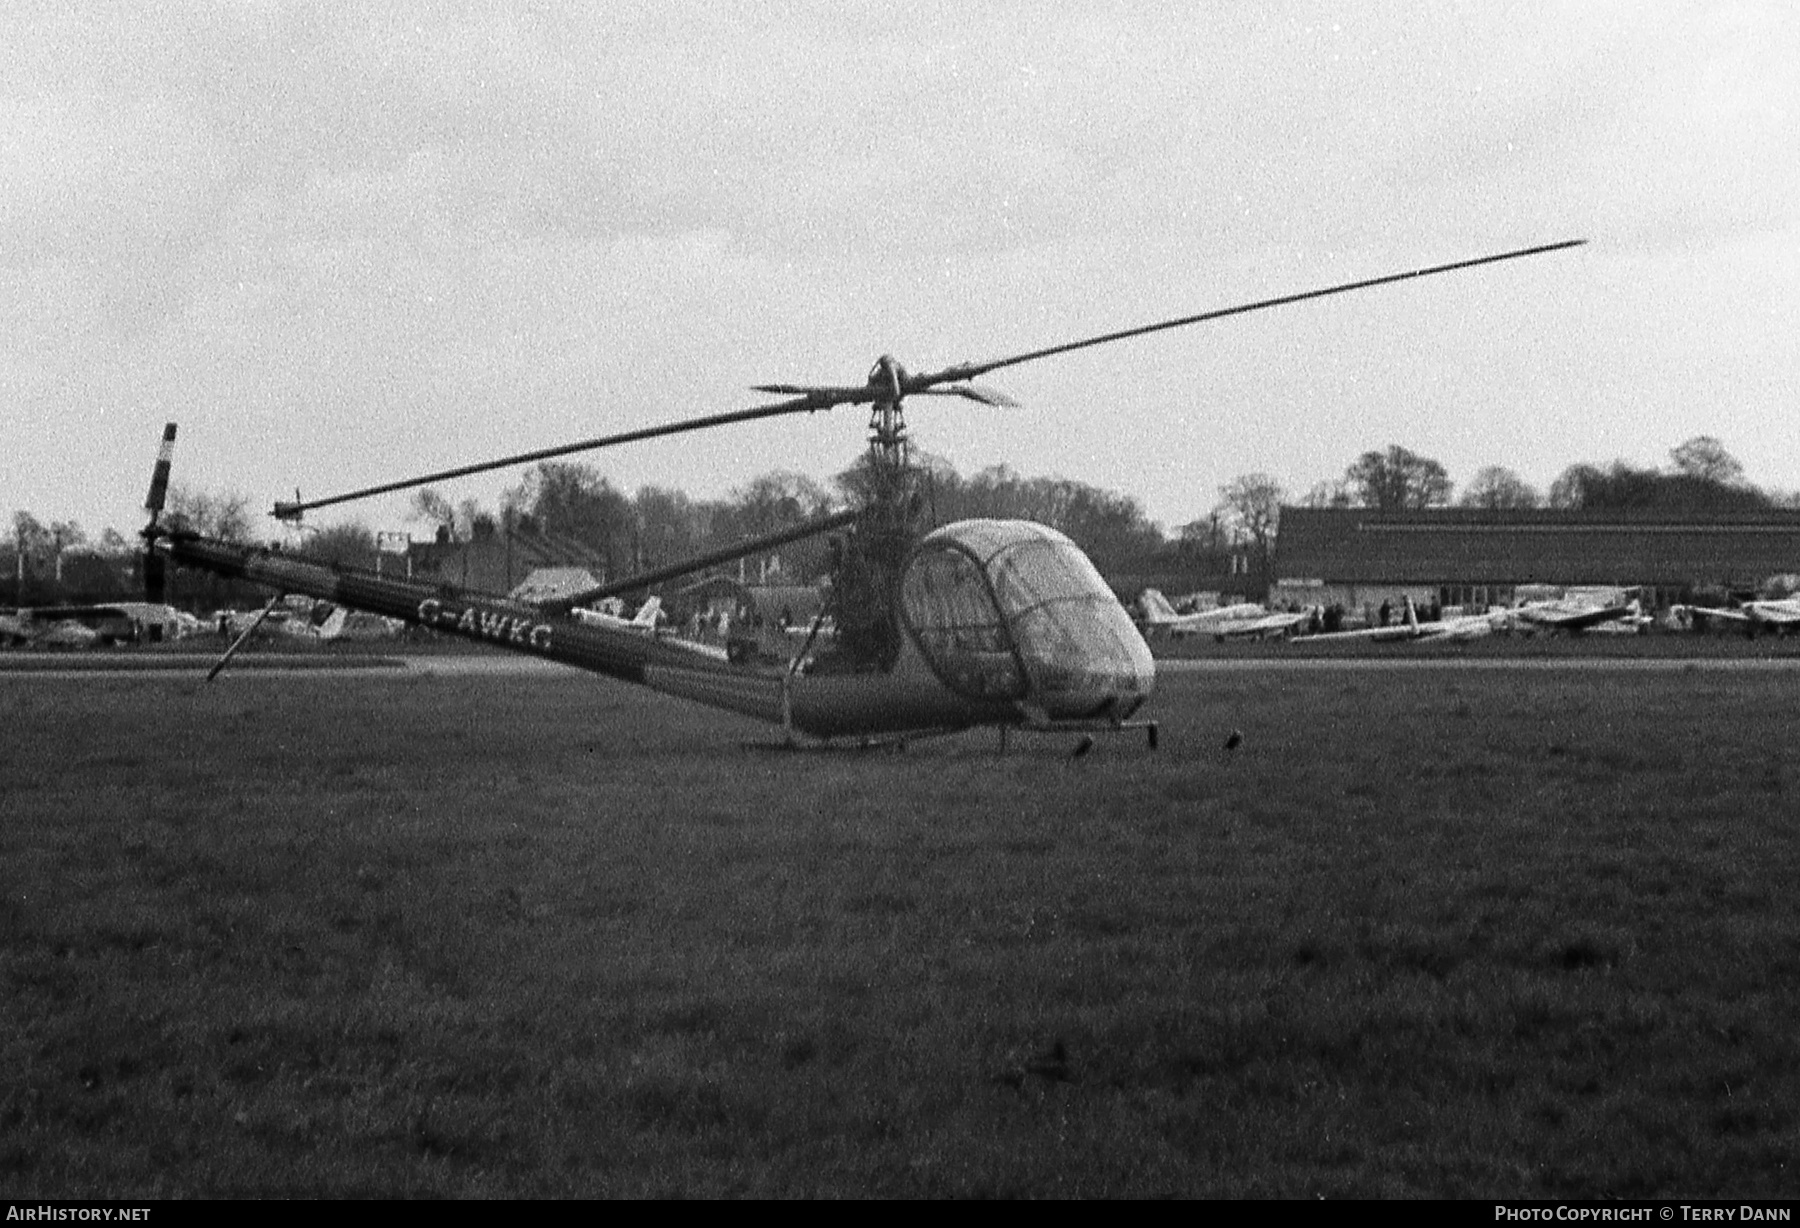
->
631 485 707 570
1300 479 1353 509
1548 463 1605 509
1458 466 1541 510
411 488 458 541
303 521 378 566
1175 515 1226 564
12 511 49 565
459 497 495 541
11 511 48 599
1215 473 1284 571
164 487 253 542
1669 436 1745 486
1550 457 1768 512
1344 445 1453 510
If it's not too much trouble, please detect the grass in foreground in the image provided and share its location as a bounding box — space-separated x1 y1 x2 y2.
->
2 665 1797 1196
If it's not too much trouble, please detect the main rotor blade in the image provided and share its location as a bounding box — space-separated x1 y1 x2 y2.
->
904 239 1587 391
910 383 1020 408
271 395 825 521
270 238 1582 519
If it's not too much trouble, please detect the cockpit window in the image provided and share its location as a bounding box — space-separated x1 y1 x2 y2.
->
899 545 1026 700
986 539 1148 696
900 521 1155 713
987 539 1113 613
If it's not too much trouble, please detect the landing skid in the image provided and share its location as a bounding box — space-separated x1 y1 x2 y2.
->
743 719 1160 756
742 726 972 754
1012 718 1160 757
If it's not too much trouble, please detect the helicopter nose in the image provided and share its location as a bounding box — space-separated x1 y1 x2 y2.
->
1026 646 1156 721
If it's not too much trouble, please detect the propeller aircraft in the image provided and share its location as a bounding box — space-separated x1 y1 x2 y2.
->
141 240 1584 749
1137 590 1316 642
1509 586 1649 635
1671 595 1800 637
1294 596 1504 644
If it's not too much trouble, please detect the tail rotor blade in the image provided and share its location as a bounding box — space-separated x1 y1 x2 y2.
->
141 423 178 605
144 423 177 523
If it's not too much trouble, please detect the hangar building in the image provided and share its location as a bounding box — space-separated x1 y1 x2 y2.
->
1270 507 1800 615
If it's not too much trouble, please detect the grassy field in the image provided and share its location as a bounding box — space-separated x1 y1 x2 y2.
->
3 663 1797 1197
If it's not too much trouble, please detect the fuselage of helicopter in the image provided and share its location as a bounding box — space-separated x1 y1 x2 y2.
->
154 516 1156 741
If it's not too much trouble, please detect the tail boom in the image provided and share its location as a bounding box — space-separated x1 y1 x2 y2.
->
157 534 758 696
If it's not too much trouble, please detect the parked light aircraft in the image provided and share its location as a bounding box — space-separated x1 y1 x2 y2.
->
1671 596 1800 636
1300 591 1645 644
1218 607 1318 641
38 620 102 649
1136 589 1307 640
0 603 192 646
0 611 34 645
212 601 344 641
1296 598 1513 644
1510 587 1647 634
309 606 350 641
139 240 1583 747
571 595 663 634
1418 608 1520 641
1299 599 1427 643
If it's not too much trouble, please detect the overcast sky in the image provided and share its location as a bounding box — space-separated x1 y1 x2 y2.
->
5 1 1795 542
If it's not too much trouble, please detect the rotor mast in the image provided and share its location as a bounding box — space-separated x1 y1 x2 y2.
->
864 355 914 528
828 355 920 668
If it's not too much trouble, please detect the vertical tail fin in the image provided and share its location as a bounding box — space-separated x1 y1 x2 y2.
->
315 606 349 640
1139 589 1176 622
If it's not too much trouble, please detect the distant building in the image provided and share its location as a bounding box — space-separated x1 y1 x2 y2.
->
407 526 609 597
1272 507 1800 614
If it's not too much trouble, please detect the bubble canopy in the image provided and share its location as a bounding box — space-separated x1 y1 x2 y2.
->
898 520 1155 720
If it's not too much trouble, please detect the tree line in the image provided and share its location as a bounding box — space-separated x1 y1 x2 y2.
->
1194 435 1794 592
2 456 1192 608
7 435 1791 608
397 453 1178 584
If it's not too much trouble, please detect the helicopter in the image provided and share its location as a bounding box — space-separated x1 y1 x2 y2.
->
142 239 1584 749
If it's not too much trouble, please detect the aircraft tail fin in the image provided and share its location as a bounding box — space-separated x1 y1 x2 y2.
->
315 606 349 640
1139 588 1177 622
